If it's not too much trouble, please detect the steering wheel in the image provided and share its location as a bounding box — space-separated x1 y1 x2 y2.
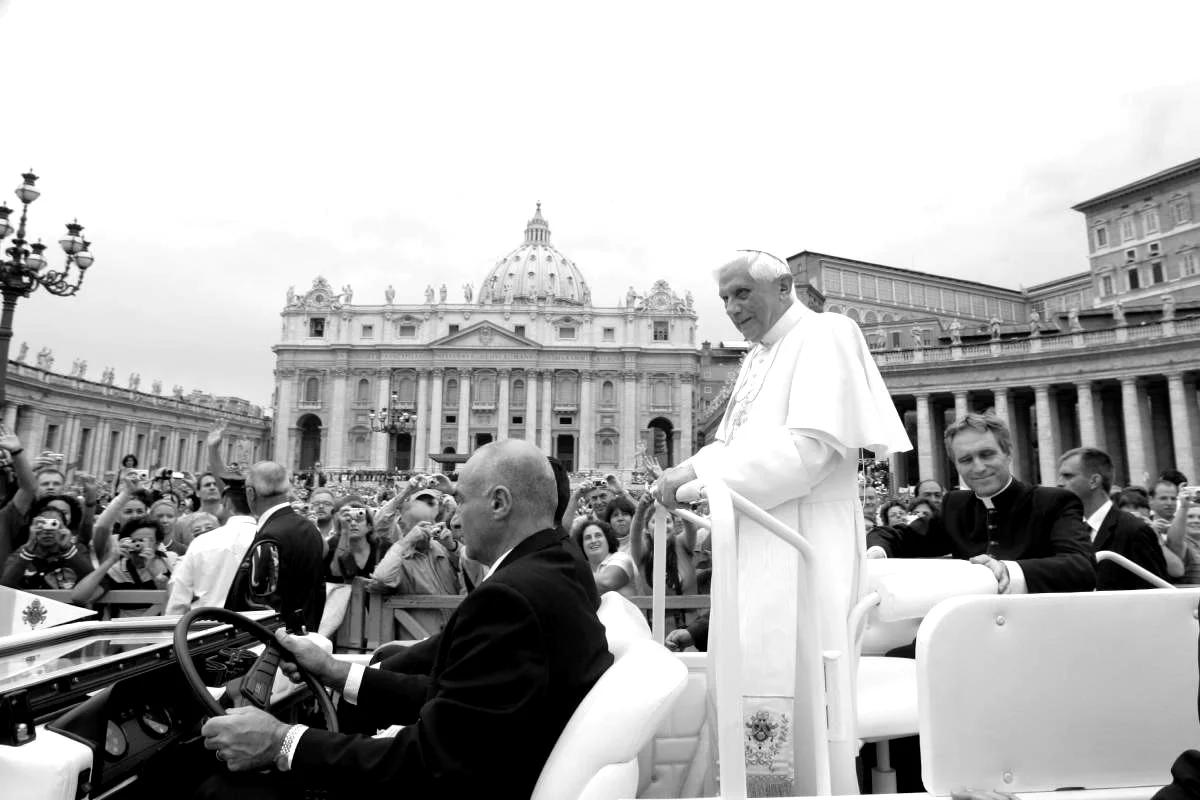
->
172 607 338 731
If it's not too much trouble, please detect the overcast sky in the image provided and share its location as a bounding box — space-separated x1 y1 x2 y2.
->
2 0 1198 408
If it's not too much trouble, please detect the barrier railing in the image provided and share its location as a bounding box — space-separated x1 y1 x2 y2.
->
30 589 168 619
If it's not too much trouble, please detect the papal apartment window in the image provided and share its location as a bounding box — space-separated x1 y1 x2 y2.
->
1151 261 1164 284
514 324 526 337
360 324 374 338
1125 249 1137 263
448 324 460 335
1101 275 1114 296
398 324 416 337
602 327 615 341
1185 252 1199 276
1094 226 1108 248
558 326 576 340
309 317 325 337
1120 216 1135 242
1144 209 1160 235
1128 268 1140 291
1149 242 1161 256
653 321 669 341
1173 199 1191 225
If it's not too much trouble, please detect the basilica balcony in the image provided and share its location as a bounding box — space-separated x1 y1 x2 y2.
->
298 401 323 410
552 402 579 413
471 401 496 411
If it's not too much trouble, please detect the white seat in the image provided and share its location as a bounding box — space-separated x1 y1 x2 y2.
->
917 589 1200 795
531 638 688 800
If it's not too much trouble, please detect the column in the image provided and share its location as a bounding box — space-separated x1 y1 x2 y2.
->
579 371 595 469
273 370 295 471
1167 373 1198 485
428 368 444 460
678 374 694 461
372 370 391 470
327 368 349 467
620 371 638 468
456 369 472 454
540 370 553 454
413 369 430 471
1075 380 1098 448
525 370 539 443
915 394 935 483
1033 385 1059 486
992 389 1010 425
2 403 17 431
953 390 969 420
1120 377 1149 486
497 369 511 441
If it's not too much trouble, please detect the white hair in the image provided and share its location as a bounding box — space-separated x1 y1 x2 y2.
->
712 250 792 283
247 461 291 498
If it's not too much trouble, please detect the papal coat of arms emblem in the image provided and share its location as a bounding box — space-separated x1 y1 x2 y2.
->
22 598 48 629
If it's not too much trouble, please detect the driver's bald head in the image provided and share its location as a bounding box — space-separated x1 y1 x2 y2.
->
464 439 557 525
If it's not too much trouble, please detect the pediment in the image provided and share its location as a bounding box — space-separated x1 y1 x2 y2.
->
430 321 540 349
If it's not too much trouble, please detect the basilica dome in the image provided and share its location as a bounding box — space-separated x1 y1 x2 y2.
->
477 204 591 306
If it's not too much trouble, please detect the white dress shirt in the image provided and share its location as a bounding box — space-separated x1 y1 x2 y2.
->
1085 499 1113 542
164 516 257 615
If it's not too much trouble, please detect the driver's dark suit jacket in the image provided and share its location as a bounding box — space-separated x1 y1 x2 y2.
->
225 505 325 633
293 527 613 800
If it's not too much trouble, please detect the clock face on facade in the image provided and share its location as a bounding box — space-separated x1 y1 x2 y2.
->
313 294 325 304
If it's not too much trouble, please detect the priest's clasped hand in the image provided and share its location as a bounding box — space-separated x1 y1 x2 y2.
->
969 554 1011 594
652 463 697 510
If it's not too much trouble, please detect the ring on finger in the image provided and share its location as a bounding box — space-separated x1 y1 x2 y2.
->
215 751 225 761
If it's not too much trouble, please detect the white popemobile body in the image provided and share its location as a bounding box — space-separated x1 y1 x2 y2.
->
1 480 1197 800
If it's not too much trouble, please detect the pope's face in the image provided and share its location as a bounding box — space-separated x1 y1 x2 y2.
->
717 264 791 343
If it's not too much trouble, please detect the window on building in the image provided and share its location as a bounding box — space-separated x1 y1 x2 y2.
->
360 324 374 338
1120 216 1136 242
1101 275 1114 296
396 375 415 403
44 424 59 452
558 326 576 340
891 331 902 348
309 317 325 337
445 379 459 406
356 378 370 403
1128 268 1140 291
476 373 497 404
304 377 320 403
601 380 615 404
1149 242 1161 256
602 327 615 341
445 414 456 424
1172 198 1191 225
703 386 712 396
512 415 523 425
651 378 669 406
352 431 368 461
399 324 416 337
559 416 573 425
448 324 460 335
1144 208 1160 235
1184 252 1199 276
554 373 578 404
653 321 669 341
511 379 526 407
1151 261 1165 283
1095 226 1108 248
514 325 526 337
1125 249 1137 263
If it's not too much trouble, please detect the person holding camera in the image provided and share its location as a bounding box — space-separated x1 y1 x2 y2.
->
325 501 381 582
0 426 40 568
0 505 94 590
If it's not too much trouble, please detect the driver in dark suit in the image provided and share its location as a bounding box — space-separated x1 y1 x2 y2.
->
224 466 325 634
200 440 613 800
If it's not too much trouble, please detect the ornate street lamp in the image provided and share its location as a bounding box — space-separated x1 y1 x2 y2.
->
0 171 94 406
368 393 416 435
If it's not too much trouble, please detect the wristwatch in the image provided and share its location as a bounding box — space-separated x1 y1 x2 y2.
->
275 724 306 771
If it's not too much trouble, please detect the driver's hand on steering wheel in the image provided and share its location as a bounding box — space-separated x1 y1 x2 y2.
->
275 629 342 689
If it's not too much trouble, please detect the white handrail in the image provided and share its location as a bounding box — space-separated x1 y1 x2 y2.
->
1095 550 1175 589
652 478 831 798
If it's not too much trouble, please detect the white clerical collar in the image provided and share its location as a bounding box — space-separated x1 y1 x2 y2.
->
482 546 516 582
977 476 1014 508
758 302 806 348
1086 499 1112 539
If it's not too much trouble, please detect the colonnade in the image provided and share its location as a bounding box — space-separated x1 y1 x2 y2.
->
888 370 1200 489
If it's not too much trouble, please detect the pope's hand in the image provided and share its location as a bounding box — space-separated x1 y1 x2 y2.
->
275 629 334 685
201 706 288 772
652 464 698 510
664 628 694 652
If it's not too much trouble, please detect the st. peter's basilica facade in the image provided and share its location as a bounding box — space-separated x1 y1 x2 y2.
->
271 205 700 474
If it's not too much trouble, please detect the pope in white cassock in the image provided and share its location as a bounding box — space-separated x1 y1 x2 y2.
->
655 251 910 797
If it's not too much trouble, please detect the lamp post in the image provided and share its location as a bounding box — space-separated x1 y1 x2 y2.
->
368 394 416 435
0 171 94 407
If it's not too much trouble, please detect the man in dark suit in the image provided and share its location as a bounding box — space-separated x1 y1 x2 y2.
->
867 413 1095 593
225 464 325 633
1057 446 1167 590
201 440 613 800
